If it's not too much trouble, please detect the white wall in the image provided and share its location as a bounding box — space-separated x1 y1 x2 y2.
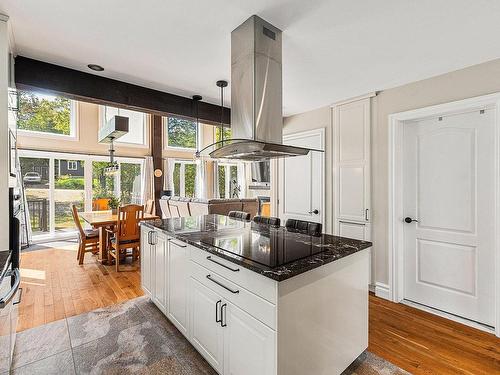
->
281 57 500 287
282 106 332 234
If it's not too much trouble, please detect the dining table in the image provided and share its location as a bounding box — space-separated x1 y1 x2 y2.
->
80 210 159 264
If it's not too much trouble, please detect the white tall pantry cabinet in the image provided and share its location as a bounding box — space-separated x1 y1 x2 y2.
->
332 95 373 280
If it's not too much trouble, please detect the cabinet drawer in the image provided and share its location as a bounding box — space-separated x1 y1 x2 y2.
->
190 246 277 304
190 260 276 330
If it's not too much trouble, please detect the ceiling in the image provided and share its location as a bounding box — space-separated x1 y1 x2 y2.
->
2 0 500 116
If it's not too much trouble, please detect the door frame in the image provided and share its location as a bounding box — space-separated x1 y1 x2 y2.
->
276 128 326 226
388 92 500 337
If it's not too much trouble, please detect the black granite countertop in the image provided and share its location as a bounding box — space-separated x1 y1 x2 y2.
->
142 214 372 282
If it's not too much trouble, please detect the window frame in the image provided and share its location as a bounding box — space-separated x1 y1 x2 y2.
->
67 160 78 171
217 162 239 199
172 159 198 197
164 116 202 151
98 105 149 148
19 149 145 243
17 99 79 141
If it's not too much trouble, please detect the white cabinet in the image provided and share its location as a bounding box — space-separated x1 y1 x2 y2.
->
333 96 373 241
153 233 168 313
190 278 224 373
223 301 276 375
140 225 154 297
167 238 190 335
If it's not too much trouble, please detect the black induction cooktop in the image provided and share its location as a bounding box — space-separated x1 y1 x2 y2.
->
176 217 327 268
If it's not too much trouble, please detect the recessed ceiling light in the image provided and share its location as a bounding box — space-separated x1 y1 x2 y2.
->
87 64 104 72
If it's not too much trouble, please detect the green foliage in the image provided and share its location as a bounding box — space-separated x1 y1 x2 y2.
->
218 165 225 198
184 164 196 198
55 176 84 190
167 117 197 148
120 163 141 204
18 91 71 135
108 196 121 209
215 127 232 143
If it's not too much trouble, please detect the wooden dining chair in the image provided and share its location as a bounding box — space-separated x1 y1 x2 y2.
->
144 199 155 215
107 204 144 272
72 205 99 265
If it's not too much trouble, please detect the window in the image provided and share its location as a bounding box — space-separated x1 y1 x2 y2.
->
215 126 232 143
20 150 144 240
67 161 78 170
18 90 76 137
166 117 198 149
217 163 239 198
101 106 147 146
172 160 197 197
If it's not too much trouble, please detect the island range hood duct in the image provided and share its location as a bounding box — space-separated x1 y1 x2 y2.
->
206 15 322 161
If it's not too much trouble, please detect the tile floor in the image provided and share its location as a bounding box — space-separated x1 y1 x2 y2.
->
11 296 409 375
12 296 216 375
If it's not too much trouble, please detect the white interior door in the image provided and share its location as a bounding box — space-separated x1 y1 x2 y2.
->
403 109 495 326
278 129 324 224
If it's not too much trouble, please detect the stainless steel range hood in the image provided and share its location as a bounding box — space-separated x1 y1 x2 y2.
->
207 15 322 161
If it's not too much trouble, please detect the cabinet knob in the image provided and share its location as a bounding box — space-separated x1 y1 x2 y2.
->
308 209 319 215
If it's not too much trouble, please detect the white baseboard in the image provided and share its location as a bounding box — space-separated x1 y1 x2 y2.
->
374 282 390 300
368 284 375 293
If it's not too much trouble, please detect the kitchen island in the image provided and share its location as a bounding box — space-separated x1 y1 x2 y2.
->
140 214 372 375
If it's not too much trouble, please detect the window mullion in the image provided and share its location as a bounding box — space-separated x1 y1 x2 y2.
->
49 157 55 235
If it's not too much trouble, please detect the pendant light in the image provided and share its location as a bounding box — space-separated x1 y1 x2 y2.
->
216 80 228 146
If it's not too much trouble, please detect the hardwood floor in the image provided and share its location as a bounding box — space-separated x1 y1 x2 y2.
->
369 294 500 374
17 243 143 332
17 243 499 374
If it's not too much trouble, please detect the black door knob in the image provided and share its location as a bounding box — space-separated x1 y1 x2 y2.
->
404 217 418 223
309 209 319 215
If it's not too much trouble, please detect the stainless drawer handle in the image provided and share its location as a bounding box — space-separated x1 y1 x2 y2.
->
207 256 240 272
206 274 239 294
168 239 187 248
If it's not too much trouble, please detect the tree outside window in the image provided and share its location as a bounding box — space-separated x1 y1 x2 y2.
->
18 90 73 136
167 117 197 149
215 126 232 143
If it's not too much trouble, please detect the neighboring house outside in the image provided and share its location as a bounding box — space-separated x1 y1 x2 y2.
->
58 160 84 177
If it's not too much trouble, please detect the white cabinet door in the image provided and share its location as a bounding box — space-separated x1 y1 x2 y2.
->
278 129 325 225
167 239 190 336
334 98 371 225
153 233 168 313
223 301 276 375
190 278 224 373
338 221 370 241
140 225 154 297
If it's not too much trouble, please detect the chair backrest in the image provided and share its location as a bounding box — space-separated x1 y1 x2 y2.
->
228 211 251 221
92 198 110 211
159 199 172 219
71 205 85 238
144 199 155 215
253 215 281 227
116 204 144 243
285 219 322 236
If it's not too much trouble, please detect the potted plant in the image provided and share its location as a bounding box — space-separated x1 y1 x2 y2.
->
108 196 121 215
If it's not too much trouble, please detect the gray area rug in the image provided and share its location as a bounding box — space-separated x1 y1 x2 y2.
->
12 296 409 374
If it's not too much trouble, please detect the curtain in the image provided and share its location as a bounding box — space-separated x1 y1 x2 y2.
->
213 160 220 198
142 156 154 204
237 162 247 199
195 159 207 199
16 154 32 247
164 158 176 194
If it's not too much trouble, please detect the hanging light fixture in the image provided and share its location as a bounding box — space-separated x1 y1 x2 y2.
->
104 136 119 176
216 80 228 146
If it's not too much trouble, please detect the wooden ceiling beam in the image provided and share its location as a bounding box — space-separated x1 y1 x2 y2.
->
14 56 231 126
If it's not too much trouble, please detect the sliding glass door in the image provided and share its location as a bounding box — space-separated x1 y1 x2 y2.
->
19 150 144 241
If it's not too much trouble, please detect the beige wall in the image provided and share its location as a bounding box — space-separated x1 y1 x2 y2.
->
282 106 333 233
17 101 150 157
372 57 500 285
282 57 500 286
